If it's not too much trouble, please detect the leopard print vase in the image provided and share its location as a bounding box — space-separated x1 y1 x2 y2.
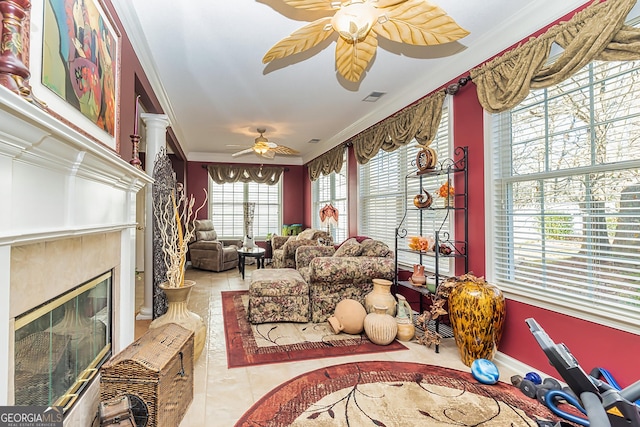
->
447 280 506 367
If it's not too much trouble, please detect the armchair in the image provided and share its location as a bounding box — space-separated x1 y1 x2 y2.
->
189 220 241 272
271 228 332 269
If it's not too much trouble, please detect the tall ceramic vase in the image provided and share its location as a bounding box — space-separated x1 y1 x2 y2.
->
447 278 506 367
150 280 206 361
364 279 396 316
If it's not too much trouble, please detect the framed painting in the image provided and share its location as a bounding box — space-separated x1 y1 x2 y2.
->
28 0 120 151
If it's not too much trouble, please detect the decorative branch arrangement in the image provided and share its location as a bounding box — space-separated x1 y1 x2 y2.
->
416 278 458 349
154 185 207 288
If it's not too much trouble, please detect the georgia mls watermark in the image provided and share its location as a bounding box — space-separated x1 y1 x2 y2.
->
0 407 63 427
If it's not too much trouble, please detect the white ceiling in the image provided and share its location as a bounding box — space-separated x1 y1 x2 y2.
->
111 0 589 165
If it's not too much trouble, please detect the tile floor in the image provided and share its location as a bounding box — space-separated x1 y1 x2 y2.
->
134 265 521 427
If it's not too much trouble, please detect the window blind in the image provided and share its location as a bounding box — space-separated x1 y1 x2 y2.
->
209 180 281 240
491 58 640 330
312 153 348 243
359 104 451 271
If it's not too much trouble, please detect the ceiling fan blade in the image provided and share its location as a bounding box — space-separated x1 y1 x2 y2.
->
232 148 254 157
272 145 301 155
258 150 276 159
375 0 408 8
281 0 335 11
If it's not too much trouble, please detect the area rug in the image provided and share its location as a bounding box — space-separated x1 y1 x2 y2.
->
235 361 574 426
222 291 407 368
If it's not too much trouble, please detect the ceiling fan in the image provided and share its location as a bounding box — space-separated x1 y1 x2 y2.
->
232 128 300 159
263 0 470 82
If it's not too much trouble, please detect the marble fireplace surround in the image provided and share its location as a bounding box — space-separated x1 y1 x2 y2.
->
0 87 151 425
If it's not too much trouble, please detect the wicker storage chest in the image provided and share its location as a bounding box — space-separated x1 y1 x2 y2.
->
100 323 194 427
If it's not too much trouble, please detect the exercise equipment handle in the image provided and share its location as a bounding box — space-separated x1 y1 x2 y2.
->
580 391 611 427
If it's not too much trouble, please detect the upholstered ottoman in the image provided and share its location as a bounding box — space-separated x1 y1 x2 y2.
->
248 268 310 324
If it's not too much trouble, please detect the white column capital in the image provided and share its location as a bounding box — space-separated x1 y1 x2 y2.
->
140 113 170 130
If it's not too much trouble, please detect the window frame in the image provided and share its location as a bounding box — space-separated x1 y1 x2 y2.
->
208 178 282 241
485 60 640 334
311 152 348 243
358 98 453 272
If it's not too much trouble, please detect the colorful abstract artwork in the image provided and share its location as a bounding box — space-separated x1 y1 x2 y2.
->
42 0 117 136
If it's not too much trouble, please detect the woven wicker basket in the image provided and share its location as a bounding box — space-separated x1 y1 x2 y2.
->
100 323 194 427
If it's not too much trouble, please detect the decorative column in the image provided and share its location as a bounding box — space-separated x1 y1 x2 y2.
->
0 0 32 97
136 114 169 320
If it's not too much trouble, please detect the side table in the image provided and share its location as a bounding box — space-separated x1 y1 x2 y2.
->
237 247 266 280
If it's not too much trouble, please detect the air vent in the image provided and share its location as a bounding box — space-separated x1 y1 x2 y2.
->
307 138 321 144
362 91 386 102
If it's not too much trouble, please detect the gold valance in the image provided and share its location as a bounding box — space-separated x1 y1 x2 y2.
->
308 144 346 181
471 0 640 113
351 90 446 165
206 164 284 185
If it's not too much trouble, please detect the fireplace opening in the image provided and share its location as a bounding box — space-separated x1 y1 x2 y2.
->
14 271 113 411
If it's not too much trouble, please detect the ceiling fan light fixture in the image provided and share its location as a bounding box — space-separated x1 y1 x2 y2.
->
331 1 379 42
263 0 469 82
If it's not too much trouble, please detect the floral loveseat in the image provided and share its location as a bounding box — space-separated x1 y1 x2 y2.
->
295 238 395 322
271 228 333 268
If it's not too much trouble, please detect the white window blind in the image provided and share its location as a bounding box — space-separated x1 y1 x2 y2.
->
209 180 281 240
490 58 640 330
359 104 451 271
312 153 348 243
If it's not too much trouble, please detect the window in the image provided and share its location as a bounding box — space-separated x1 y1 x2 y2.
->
209 180 281 240
312 153 348 243
489 58 640 331
359 102 451 271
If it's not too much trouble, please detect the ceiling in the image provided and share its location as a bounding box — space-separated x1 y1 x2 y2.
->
111 0 589 166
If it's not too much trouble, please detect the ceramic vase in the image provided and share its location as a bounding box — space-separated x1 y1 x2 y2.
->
364 279 396 316
150 280 206 361
447 279 506 367
328 299 367 334
363 305 398 346
410 264 426 286
395 294 415 341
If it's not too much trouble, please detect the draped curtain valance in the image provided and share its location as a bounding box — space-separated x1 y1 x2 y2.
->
470 0 640 113
308 144 346 181
351 90 446 165
206 164 285 185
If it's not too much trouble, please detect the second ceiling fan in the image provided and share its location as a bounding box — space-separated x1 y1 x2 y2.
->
232 128 300 159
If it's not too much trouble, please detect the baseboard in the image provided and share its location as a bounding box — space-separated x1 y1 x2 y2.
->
494 351 557 381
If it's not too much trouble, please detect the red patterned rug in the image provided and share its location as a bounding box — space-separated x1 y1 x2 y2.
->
222 291 407 368
235 361 574 426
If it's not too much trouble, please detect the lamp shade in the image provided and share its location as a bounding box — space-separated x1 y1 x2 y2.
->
319 203 339 227
331 1 378 42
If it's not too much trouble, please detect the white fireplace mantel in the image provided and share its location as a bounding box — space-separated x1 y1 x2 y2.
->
0 85 152 422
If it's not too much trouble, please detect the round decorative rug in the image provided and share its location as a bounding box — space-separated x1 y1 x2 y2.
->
235 361 572 426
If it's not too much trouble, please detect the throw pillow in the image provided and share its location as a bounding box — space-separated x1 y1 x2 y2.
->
196 230 217 241
333 238 362 257
296 228 317 240
360 239 391 257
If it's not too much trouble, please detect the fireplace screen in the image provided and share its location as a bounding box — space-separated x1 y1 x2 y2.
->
14 271 112 409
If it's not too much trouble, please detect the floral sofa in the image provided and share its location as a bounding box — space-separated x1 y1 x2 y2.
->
295 238 395 322
271 228 333 268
